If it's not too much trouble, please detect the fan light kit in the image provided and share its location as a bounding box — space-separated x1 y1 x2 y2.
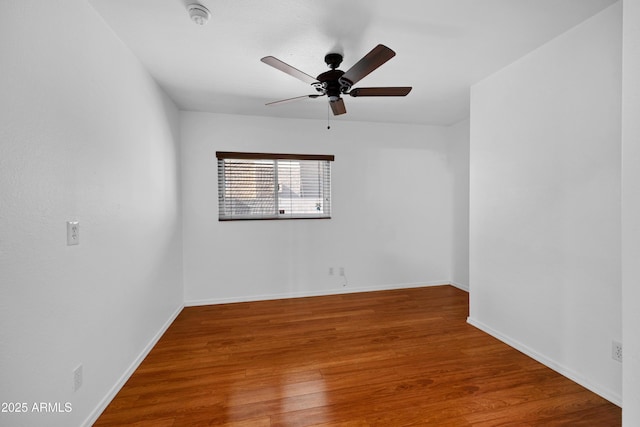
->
187 4 211 25
261 44 412 117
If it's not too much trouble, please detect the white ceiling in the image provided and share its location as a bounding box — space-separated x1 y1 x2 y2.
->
89 0 616 126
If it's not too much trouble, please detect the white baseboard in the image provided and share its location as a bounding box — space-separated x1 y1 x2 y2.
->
449 281 469 292
184 280 453 307
82 303 184 427
467 316 622 407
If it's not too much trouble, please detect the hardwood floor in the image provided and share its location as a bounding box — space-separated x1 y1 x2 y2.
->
94 286 621 426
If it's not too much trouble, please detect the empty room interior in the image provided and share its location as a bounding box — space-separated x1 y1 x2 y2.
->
1 0 640 426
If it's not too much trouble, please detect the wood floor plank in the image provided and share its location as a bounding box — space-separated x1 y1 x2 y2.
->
94 286 620 426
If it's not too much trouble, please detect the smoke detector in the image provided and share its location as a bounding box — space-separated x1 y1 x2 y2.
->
187 4 211 25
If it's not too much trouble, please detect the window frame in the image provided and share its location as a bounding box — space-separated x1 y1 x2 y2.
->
216 151 334 221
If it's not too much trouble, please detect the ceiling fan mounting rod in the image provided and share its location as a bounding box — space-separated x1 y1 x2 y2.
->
324 53 343 70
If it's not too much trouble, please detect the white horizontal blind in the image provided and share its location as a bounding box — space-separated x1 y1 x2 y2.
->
277 160 331 218
217 152 332 221
218 159 276 219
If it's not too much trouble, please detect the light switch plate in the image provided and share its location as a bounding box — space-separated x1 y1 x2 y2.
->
67 221 79 246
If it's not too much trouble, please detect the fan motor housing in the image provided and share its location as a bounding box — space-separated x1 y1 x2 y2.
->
316 69 349 98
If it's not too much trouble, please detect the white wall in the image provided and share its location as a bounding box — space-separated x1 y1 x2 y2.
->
622 0 640 423
446 119 470 290
469 2 622 404
0 1 183 426
181 112 454 304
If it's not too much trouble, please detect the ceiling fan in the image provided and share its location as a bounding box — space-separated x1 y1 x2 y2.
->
261 44 412 116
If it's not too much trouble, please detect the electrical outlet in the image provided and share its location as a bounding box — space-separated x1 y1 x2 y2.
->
329 267 334 275
612 341 622 363
73 364 83 392
67 221 79 246
339 267 345 277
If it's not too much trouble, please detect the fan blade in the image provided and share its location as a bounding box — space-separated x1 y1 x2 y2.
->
340 44 396 86
330 98 346 116
261 56 318 85
349 87 412 97
266 94 321 106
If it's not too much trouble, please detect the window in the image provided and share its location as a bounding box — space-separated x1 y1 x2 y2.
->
216 152 334 221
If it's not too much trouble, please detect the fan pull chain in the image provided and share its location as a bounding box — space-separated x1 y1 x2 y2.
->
327 103 331 130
